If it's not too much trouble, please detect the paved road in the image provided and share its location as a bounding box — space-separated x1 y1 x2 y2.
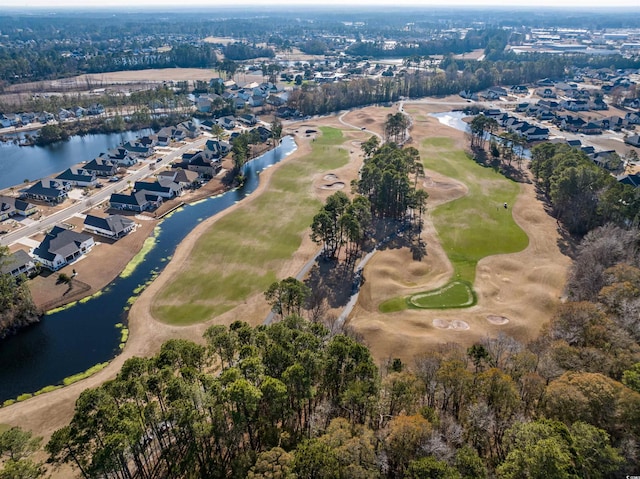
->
0 135 210 247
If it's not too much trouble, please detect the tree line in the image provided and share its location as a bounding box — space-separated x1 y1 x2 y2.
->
0 247 40 340
3 223 640 478
530 142 640 236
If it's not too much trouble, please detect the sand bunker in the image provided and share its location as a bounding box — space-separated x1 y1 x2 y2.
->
433 318 470 330
486 314 510 325
321 182 345 190
324 174 338 181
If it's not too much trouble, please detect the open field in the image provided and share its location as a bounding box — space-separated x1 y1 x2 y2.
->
152 127 350 325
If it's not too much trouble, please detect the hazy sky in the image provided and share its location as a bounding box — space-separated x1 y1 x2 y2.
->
7 0 640 8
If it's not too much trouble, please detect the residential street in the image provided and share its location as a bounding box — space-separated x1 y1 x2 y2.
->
0 135 210 247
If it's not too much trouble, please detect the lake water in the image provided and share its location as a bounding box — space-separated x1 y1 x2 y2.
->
0 136 297 403
0 130 151 191
430 110 531 159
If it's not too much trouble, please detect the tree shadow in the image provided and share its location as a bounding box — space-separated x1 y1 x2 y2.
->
304 259 355 309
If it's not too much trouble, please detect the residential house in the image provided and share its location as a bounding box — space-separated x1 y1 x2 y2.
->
0 196 37 220
104 148 138 166
57 108 73 121
538 100 560 111
70 106 87 118
109 190 163 212
625 112 640 125
23 179 69 203
0 114 20 128
157 169 200 189
618 172 640 188
83 158 118 177
38 111 55 123
539 88 556 98
521 126 550 141
510 85 529 94
88 104 105 116
625 135 640 148
0 250 36 278
205 139 231 157
33 225 95 271
217 116 236 130
55 168 97 188
561 99 590 111
83 214 136 239
238 114 258 126
133 180 182 198
185 152 221 178
582 122 602 135
123 141 153 158
252 125 272 142
178 121 199 139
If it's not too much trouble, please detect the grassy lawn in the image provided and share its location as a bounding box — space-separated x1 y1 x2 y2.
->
380 137 528 312
153 127 348 325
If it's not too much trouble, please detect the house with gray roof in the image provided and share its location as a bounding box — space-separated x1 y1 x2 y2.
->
134 180 182 199
33 225 95 271
23 179 69 204
0 196 37 220
83 214 136 239
55 168 97 187
157 169 200 189
109 190 163 212
0 250 36 278
83 158 118 177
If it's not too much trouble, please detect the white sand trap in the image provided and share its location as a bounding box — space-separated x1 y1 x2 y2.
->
324 174 338 181
321 182 345 190
433 318 470 330
487 314 510 325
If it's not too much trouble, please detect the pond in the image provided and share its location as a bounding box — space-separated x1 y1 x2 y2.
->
0 129 152 191
0 136 297 403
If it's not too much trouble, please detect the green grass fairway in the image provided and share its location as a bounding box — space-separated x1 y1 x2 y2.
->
153 127 348 325
380 137 528 312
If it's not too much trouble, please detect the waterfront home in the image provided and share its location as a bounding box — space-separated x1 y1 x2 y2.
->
0 196 37 220
0 250 36 278
55 168 97 188
157 169 200 189
83 214 135 239
33 225 95 271
109 190 163 212
103 148 138 167
185 152 221 178
83 158 118 177
122 141 153 159
134 180 182 198
23 179 69 204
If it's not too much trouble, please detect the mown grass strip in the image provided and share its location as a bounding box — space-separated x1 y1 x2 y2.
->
153 127 349 325
380 137 528 312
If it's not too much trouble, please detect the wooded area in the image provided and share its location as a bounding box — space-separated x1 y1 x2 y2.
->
0 248 40 340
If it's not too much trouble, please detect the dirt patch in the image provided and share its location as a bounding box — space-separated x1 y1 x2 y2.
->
486 314 510 325
433 318 470 330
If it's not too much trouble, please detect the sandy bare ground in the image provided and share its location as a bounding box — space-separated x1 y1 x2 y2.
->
0 104 571 477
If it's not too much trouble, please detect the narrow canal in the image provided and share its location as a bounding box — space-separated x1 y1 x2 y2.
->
0 136 297 402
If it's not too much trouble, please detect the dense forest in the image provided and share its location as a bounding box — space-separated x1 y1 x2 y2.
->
530 143 640 236
41 239 640 479
0 248 40 340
